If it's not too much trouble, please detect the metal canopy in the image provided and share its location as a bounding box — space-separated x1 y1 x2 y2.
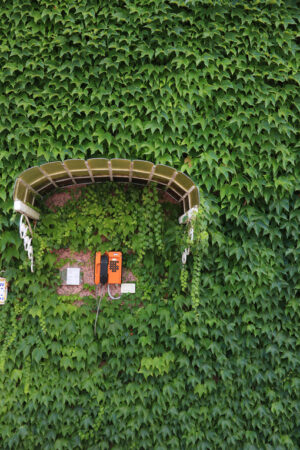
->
13 158 199 215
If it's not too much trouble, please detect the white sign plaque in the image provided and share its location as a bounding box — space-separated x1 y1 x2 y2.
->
0 278 8 305
121 283 136 294
66 268 81 285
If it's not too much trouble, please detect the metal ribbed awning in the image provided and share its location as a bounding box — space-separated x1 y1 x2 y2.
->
13 158 200 219
13 158 200 271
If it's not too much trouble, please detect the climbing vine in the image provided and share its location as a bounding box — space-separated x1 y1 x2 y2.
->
0 0 299 448
34 183 173 269
180 200 209 315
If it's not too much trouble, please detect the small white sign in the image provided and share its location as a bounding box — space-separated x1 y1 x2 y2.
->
121 283 136 294
0 278 8 305
66 268 81 285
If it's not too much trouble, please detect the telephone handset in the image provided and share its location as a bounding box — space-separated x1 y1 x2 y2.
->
95 251 122 286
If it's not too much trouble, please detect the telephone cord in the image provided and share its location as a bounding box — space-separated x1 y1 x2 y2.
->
107 284 121 300
94 284 104 335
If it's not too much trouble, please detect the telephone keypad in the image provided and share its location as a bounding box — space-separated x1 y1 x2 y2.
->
109 260 119 272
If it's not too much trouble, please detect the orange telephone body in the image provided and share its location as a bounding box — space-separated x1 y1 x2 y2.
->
108 251 122 284
95 251 122 285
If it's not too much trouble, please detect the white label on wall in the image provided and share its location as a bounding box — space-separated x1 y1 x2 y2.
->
66 268 81 285
0 278 8 305
121 283 136 294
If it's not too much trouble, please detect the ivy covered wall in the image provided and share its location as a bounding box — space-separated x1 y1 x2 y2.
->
0 0 299 448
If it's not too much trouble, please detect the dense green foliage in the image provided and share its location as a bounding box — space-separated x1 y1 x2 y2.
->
0 0 299 448
35 183 168 264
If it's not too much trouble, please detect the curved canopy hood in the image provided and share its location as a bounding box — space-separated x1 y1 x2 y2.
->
13 158 199 220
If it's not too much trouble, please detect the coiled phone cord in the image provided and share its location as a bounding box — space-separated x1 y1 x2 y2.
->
107 284 121 300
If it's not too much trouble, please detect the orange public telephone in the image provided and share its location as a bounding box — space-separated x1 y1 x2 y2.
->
95 251 122 286
94 251 122 334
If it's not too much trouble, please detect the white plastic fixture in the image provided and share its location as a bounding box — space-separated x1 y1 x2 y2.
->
178 206 198 225
67 268 81 285
14 200 40 221
61 268 81 285
0 278 8 305
121 283 136 294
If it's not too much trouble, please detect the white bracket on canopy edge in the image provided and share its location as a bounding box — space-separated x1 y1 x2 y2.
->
178 206 198 225
14 200 40 221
